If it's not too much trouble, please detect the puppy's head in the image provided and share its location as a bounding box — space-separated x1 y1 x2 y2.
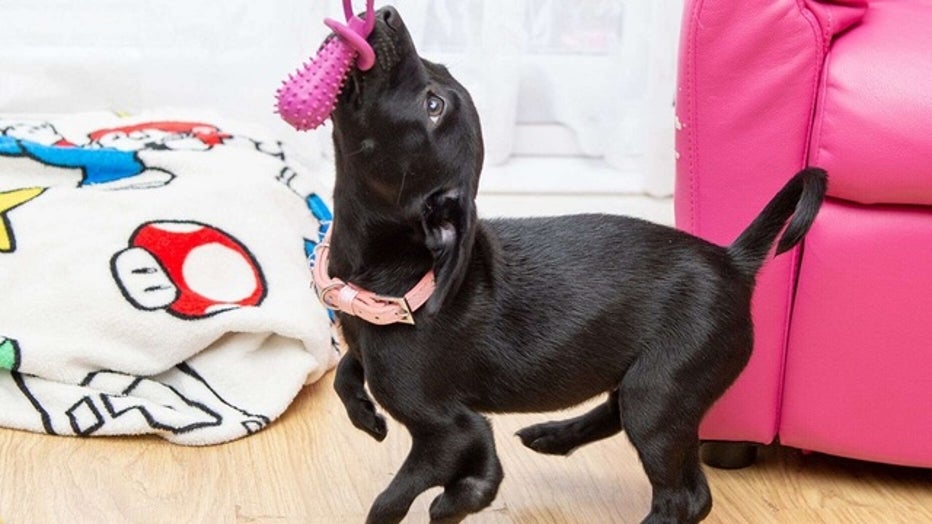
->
332 6 483 314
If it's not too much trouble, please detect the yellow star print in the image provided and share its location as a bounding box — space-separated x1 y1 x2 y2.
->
0 187 45 253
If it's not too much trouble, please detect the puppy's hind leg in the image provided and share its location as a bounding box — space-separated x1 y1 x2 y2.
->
620 363 712 524
517 390 622 456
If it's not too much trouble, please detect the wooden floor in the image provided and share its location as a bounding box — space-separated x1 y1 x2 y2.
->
1 371 929 523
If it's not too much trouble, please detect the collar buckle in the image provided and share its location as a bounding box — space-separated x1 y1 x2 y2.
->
372 295 415 325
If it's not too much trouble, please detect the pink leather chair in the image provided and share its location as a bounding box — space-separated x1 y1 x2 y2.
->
675 0 932 469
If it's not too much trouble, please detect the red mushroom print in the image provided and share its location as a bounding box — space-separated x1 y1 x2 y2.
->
111 221 266 319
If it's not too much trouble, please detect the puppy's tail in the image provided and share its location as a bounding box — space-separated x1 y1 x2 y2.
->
727 167 827 278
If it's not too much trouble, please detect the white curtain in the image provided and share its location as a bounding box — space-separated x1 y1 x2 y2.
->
0 0 682 195
310 0 681 195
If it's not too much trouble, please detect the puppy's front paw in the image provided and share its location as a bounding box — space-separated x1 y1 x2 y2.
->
429 477 497 523
348 397 388 441
363 412 389 441
516 422 579 456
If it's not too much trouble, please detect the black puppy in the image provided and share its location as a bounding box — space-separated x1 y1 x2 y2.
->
321 6 827 524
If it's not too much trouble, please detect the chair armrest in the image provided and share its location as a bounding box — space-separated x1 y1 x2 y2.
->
675 0 866 237
674 0 866 443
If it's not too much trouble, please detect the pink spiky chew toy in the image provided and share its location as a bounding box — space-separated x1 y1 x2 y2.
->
275 0 376 131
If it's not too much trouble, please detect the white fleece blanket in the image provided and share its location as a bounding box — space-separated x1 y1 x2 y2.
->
0 112 338 445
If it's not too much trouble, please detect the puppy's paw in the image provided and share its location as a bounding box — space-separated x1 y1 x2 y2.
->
429 477 497 523
516 422 579 456
348 397 389 441
357 411 388 442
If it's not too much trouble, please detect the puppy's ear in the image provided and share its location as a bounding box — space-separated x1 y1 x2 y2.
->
421 189 476 315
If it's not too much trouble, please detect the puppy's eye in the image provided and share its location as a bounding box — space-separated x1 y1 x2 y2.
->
426 94 445 123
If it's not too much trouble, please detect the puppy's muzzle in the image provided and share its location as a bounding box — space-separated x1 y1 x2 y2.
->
369 6 404 73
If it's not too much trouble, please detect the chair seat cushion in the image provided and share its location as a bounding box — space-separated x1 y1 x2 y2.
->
809 0 932 206
780 199 932 467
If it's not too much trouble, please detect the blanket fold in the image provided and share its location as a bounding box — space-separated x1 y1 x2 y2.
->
0 112 337 445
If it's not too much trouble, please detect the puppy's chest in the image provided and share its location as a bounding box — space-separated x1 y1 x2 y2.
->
340 319 423 373
344 318 478 383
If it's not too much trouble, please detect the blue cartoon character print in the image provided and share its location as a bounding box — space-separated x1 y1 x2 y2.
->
0 120 182 190
0 119 284 192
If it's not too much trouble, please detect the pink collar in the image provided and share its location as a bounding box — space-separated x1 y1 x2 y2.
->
311 228 435 325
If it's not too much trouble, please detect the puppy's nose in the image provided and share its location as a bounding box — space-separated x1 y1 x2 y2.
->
378 6 403 30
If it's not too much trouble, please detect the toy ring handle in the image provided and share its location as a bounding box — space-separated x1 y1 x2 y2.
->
343 0 376 36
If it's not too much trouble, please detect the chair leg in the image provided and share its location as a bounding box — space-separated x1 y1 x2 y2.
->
700 441 758 469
